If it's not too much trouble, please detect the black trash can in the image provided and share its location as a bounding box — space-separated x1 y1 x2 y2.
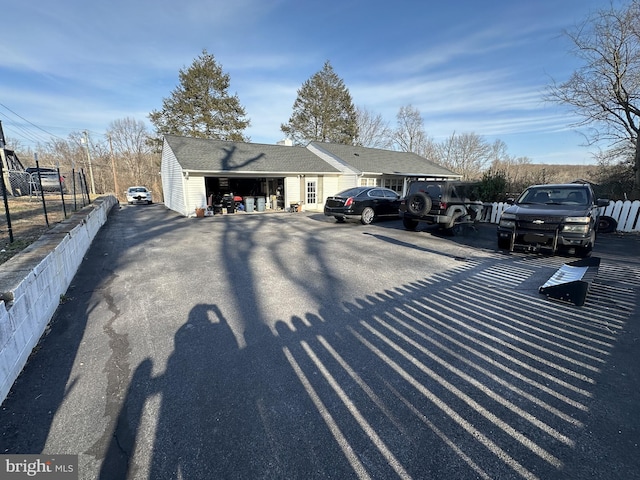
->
222 196 235 213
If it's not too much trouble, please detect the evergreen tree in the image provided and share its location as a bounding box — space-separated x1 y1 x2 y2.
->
281 61 358 145
149 49 250 147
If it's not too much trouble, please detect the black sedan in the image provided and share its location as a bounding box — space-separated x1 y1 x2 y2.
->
324 187 401 225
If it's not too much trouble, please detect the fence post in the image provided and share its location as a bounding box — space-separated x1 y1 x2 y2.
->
56 166 67 218
0 160 14 243
81 169 90 205
35 154 49 228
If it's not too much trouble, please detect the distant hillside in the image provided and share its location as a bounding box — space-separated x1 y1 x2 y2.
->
517 164 598 184
494 163 600 196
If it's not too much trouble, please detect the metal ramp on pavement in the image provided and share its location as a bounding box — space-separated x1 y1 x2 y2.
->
539 257 601 306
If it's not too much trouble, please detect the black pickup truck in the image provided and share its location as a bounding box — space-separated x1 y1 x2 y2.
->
497 182 610 257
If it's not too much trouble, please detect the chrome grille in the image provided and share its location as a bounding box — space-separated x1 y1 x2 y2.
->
517 216 562 231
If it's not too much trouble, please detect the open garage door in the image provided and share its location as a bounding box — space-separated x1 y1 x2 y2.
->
205 176 284 211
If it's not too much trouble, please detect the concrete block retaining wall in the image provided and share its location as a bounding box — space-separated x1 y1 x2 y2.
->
0 195 117 404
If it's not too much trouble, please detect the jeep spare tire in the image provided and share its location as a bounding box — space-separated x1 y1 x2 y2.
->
407 192 432 215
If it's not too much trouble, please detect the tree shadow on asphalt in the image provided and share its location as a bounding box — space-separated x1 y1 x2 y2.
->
99 214 640 479
0 205 191 455
2 209 638 479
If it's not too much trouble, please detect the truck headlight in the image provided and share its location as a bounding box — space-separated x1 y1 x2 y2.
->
562 223 590 233
562 216 590 233
499 213 516 228
564 216 590 223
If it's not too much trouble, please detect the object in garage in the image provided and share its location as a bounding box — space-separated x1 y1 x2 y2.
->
222 194 235 213
539 257 601 306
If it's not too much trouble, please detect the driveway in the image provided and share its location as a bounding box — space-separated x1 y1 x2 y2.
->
1 205 638 479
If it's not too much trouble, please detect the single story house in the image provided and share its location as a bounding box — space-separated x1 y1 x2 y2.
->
160 135 460 216
306 142 461 194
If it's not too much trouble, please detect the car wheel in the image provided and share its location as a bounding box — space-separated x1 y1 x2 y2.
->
407 193 431 215
597 216 617 234
361 207 375 225
403 217 418 231
497 236 510 250
334 216 346 223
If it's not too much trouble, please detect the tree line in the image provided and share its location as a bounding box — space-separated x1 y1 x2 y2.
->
8 1 640 200
9 121 160 201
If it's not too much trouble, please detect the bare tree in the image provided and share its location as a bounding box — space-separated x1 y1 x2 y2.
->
392 105 427 153
438 132 491 180
354 106 393 148
391 104 440 161
36 138 84 170
489 152 532 193
106 117 155 187
546 0 640 198
106 117 160 193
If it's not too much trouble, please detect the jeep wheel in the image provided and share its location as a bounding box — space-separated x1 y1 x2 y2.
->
407 193 432 215
360 207 375 225
446 212 467 236
403 217 418 231
447 224 462 236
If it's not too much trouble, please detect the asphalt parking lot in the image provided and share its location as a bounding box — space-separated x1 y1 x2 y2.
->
1 205 638 479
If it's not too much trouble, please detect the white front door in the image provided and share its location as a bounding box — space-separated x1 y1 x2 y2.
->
305 177 318 210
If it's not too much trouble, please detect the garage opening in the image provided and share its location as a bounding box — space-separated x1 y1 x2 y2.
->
205 177 285 211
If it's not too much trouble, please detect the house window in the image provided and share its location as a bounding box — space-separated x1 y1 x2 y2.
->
306 181 317 204
383 178 403 193
359 178 380 187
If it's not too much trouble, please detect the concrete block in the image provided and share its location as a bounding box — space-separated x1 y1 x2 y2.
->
0 195 117 404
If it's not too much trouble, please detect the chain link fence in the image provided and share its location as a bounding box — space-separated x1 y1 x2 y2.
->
1 166 93 262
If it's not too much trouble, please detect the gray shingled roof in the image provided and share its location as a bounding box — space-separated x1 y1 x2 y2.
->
164 135 341 174
309 142 460 177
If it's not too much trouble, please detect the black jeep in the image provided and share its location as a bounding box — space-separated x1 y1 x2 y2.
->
399 179 483 235
496 182 609 257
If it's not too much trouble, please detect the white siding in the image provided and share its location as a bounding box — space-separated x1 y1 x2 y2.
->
161 140 187 215
338 174 358 192
284 176 300 210
322 176 341 199
184 174 207 215
320 174 358 200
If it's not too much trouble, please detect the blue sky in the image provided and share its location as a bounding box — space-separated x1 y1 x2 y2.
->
0 0 611 164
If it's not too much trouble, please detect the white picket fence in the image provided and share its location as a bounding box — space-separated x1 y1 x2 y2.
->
485 200 640 233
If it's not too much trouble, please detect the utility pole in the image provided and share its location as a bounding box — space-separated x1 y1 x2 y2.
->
82 130 96 195
108 134 119 200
